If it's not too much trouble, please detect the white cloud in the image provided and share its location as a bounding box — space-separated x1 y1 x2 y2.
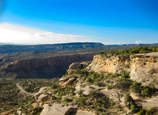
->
135 40 144 44
0 23 91 45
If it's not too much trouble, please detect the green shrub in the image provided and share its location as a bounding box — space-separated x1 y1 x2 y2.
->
95 81 102 87
78 90 83 96
52 96 57 100
51 83 59 89
137 109 146 115
115 78 133 90
102 112 106 115
87 77 93 83
99 51 105 55
32 107 43 115
130 104 136 113
107 84 112 90
54 86 75 98
125 94 133 105
121 70 129 78
76 97 86 106
130 81 142 93
63 98 72 102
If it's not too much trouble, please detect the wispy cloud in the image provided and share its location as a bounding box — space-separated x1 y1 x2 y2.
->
0 23 91 45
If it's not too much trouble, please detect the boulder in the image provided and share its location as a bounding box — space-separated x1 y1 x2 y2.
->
109 92 120 104
100 89 120 103
75 83 91 96
63 77 76 86
40 103 77 115
69 62 81 69
59 77 69 82
34 87 48 100
38 94 50 106
40 103 94 115
34 92 43 100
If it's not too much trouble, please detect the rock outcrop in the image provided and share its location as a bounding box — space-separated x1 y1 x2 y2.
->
40 103 76 115
87 55 130 73
87 52 158 88
34 87 51 106
40 103 95 115
67 62 90 74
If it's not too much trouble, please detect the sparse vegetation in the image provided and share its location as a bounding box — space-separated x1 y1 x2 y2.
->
130 81 156 97
98 46 158 56
76 97 86 106
19 79 58 93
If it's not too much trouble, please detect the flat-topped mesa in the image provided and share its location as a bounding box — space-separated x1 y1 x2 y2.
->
87 52 158 88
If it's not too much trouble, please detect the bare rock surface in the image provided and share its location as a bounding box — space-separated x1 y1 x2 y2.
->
75 83 91 96
34 87 48 100
40 103 95 115
38 94 50 106
59 77 69 82
87 53 158 88
100 89 120 103
40 103 76 115
63 77 76 86
69 62 81 69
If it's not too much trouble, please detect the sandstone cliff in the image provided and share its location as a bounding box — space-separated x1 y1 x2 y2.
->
87 52 158 88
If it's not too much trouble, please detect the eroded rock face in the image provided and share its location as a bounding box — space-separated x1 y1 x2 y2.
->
86 55 129 73
130 53 158 88
87 53 158 88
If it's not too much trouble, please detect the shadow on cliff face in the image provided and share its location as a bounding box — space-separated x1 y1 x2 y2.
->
2 53 95 79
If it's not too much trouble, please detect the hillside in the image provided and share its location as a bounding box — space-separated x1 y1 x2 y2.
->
1 46 158 115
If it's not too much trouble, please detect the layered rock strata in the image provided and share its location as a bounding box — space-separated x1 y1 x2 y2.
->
87 52 158 88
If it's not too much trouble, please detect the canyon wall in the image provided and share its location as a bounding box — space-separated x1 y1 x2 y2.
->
0 53 95 79
87 52 158 88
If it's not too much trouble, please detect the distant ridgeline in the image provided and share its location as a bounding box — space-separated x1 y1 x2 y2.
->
0 42 105 54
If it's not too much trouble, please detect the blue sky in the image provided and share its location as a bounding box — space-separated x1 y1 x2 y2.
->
0 0 158 45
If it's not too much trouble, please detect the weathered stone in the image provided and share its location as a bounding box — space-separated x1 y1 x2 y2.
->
69 62 81 69
34 87 48 100
40 103 77 115
34 92 43 100
87 53 158 88
59 77 69 82
120 94 127 106
63 77 76 86
67 69 76 74
38 94 50 106
86 55 129 73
